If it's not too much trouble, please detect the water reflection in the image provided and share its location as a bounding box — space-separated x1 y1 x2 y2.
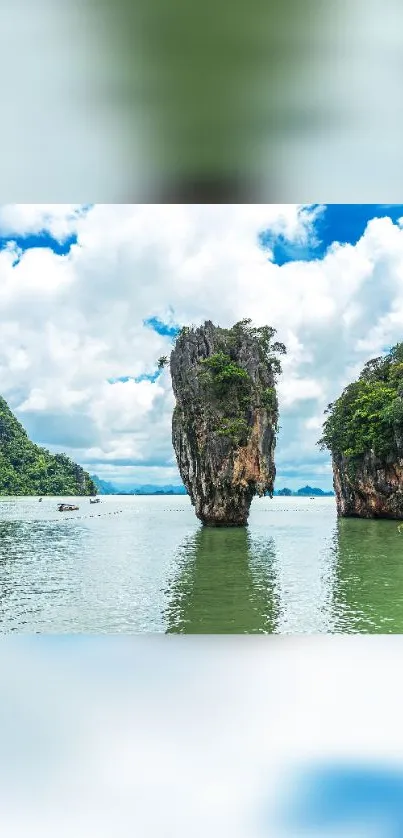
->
164 526 279 633
1 496 403 633
331 518 403 633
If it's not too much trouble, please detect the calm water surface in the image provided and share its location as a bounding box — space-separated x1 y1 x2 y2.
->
0 495 402 633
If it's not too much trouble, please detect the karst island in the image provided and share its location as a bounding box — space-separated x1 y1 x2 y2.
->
319 343 403 519
0 396 96 496
161 319 286 526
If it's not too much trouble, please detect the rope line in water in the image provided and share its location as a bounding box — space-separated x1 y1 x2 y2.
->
55 510 124 521
1 510 125 524
0 504 329 523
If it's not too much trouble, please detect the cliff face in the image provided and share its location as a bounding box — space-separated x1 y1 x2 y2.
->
170 320 280 526
333 452 403 519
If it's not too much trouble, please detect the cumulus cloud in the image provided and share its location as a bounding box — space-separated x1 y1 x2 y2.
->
1 203 403 488
0 204 89 240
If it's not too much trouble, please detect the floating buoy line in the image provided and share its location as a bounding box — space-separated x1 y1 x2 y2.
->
1 510 126 524
0 502 330 524
54 510 125 522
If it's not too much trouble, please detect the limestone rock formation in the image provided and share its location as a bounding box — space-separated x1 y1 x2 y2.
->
169 319 284 526
319 343 403 519
332 453 403 518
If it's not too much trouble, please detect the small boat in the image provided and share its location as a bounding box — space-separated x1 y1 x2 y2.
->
38 497 43 502
90 497 101 504
57 503 79 512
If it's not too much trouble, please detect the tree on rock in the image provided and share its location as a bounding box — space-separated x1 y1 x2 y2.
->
319 343 403 518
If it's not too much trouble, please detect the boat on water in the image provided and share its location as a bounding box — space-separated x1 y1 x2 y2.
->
90 497 101 504
57 503 79 512
38 497 43 502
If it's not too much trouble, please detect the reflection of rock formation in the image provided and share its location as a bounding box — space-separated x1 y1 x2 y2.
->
331 518 403 632
164 526 278 633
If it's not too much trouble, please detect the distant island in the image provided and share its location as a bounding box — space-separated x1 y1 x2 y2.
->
91 475 188 495
276 485 334 497
91 475 334 497
0 396 96 495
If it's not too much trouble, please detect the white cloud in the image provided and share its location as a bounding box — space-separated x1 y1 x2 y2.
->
305 416 323 431
278 377 324 408
0 204 87 240
0 204 403 488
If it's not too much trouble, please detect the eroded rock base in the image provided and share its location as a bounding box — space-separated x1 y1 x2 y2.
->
333 452 403 519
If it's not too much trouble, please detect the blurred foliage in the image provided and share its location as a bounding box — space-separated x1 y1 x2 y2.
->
91 0 338 198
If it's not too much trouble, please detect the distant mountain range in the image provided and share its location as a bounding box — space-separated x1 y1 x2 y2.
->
90 476 187 495
276 485 334 497
90 475 334 497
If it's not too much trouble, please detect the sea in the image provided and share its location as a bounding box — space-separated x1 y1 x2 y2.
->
0 494 401 633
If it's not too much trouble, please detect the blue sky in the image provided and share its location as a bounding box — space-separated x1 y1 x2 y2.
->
0 231 77 262
107 318 180 385
3 203 400 270
0 203 402 489
260 204 403 265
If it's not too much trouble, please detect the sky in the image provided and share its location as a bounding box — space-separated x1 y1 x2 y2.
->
2 636 403 837
1 203 403 490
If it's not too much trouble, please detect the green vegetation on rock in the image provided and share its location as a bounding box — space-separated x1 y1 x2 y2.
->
319 343 403 459
216 417 250 445
229 319 286 375
194 319 285 442
166 319 285 447
199 352 250 405
261 386 277 412
0 396 96 495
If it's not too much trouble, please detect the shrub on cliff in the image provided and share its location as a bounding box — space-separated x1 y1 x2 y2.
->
166 319 286 445
195 319 285 440
198 352 250 405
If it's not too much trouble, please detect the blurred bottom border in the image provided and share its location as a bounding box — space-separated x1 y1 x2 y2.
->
1 634 402 837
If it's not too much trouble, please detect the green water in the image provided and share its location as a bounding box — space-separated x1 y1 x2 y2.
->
164 527 279 633
331 518 403 633
0 495 402 632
